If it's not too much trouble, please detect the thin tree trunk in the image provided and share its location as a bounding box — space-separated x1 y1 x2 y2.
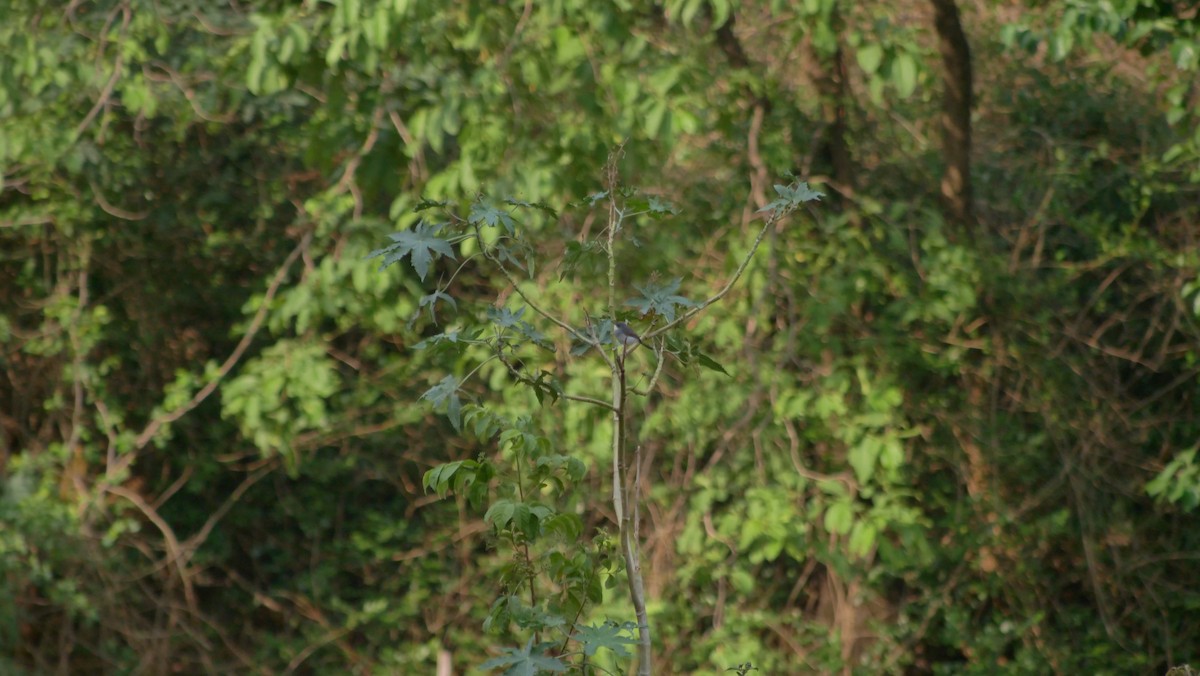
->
615 359 651 675
810 5 856 207
931 0 975 232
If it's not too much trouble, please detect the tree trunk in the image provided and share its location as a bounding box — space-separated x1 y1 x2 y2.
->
931 0 975 232
811 8 856 206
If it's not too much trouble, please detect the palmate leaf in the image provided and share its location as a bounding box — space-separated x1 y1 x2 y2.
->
625 278 700 322
494 239 536 275
626 194 679 219
757 180 824 214
503 197 559 219
420 374 462 430
648 195 678 216
422 374 459 407
527 369 563 405
367 221 456 281
488 305 528 328
487 306 552 350
413 328 485 351
572 621 637 658
469 197 517 234
413 196 449 212
418 290 457 324
478 638 567 675
559 240 605 280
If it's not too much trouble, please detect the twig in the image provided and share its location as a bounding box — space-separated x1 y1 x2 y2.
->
333 105 385 219
644 202 794 342
75 3 130 137
0 216 53 228
284 628 352 674
143 61 234 123
473 222 604 355
66 244 91 483
89 177 149 220
497 346 615 411
630 341 666 396
181 463 275 553
103 484 196 609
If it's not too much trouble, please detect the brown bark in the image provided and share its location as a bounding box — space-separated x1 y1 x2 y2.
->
713 12 772 208
827 40 855 199
810 10 856 205
931 0 975 231
714 14 749 69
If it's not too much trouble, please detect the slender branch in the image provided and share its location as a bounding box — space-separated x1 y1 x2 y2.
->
89 177 149 220
459 354 500 387
442 252 485 289
332 104 385 220
75 3 130 137
555 545 603 658
632 438 643 583
104 484 196 608
604 146 628 532
605 144 625 323
474 225 590 341
151 465 195 510
600 145 652 676
496 343 615 411
513 448 539 634
66 243 91 464
581 313 618 372
181 463 275 553
644 203 794 342
142 60 233 123
630 342 666 396
611 360 625 524
561 392 617 410
189 10 246 37
388 108 428 182
0 216 53 228
283 627 352 675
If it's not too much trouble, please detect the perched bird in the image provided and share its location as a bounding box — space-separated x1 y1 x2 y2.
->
614 321 643 347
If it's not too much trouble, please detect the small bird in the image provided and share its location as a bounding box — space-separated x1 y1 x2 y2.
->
614 321 643 347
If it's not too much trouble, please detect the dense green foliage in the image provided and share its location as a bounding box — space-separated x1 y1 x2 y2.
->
2 0 1199 673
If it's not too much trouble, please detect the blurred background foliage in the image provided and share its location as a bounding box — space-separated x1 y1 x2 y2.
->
2 0 1199 673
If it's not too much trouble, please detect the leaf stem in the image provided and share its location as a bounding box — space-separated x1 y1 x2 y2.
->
472 223 601 350
643 203 795 341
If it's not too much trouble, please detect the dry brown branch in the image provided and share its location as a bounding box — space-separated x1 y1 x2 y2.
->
88 178 149 221
143 61 235 123
75 3 130 137
0 216 53 228
181 462 275 553
333 106 385 219
103 484 196 609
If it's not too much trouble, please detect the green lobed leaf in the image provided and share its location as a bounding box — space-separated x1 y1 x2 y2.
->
367 221 456 281
469 198 517 234
625 278 700 322
572 621 637 658
420 375 462 430
478 638 567 675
